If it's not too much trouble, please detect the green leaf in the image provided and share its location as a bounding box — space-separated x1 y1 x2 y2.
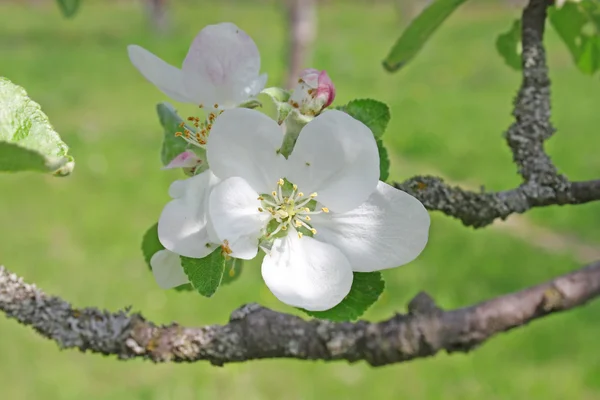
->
56 0 81 18
549 1 600 75
336 99 390 138
0 77 74 175
181 249 228 297
303 272 385 321
140 223 193 291
141 223 163 270
222 258 243 285
496 19 522 70
156 102 208 172
383 0 468 72
376 139 390 181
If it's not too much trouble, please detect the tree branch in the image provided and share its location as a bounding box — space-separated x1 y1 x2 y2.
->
393 0 600 228
2 261 599 366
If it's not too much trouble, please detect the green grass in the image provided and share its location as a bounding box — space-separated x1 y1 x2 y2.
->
1 1 599 399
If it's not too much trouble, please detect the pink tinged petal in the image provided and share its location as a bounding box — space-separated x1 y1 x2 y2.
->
316 70 335 108
158 170 221 258
261 232 353 311
310 182 430 272
127 45 194 103
162 150 202 170
150 250 189 289
182 23 262 107
207 108 286 194
289 69 335 114
286 110 379 213
209 177 270 260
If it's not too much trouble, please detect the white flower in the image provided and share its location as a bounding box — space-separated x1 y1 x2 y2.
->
151 169 223 288
159 107 430 311
128 23 267 109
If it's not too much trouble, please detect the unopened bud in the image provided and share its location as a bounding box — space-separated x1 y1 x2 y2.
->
288 69 336 116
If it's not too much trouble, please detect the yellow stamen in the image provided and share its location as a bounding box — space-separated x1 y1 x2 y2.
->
298 232 303 238
310 228 317 235
278 178 284 186
310 192 318 198
321 207 329 213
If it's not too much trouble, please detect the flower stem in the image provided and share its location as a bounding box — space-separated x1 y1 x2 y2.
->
279 109 312 158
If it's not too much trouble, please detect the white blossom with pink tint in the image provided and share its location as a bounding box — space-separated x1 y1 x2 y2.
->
128 23 267 110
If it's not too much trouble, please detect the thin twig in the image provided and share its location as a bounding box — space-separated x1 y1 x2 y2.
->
394 0 599 227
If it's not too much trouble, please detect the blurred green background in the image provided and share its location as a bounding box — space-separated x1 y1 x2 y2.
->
1 0 600 399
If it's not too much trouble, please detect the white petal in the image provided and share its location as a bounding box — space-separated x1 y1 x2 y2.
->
150 250 189 289
262 232 353 311
158 170 221 258
246 73 268 97
286 110 379 213
209 177 269 260
207 108 285 194
127 45 194 103
311 182 430 272
182 23 262 107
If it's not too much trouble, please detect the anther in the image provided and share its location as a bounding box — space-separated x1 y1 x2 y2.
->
297 192 304 197
179 122 185 128
257 196 264 200
298 232 303 238
271 191 277 197
310 192 318 198
281 225 288 231
321 207 329 213
293 184 298 191
175 132 183 137
278 178 284 186
304 216 311 221
213 103 219 109
258 207 264 212
310 228 317 235
198 104 204 108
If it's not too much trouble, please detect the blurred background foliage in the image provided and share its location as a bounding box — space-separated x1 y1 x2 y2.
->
1 0 600 399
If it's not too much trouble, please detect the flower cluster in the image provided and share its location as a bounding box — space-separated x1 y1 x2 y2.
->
129 23 430 311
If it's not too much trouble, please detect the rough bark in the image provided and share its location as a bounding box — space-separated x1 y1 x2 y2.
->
2 262 599 366
393 0 600 228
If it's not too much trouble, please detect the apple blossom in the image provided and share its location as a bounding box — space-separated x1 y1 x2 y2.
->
158 107 430 311
128 23 267 110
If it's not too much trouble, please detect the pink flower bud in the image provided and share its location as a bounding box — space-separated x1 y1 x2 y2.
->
162 150 202 170
289 68 336 116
